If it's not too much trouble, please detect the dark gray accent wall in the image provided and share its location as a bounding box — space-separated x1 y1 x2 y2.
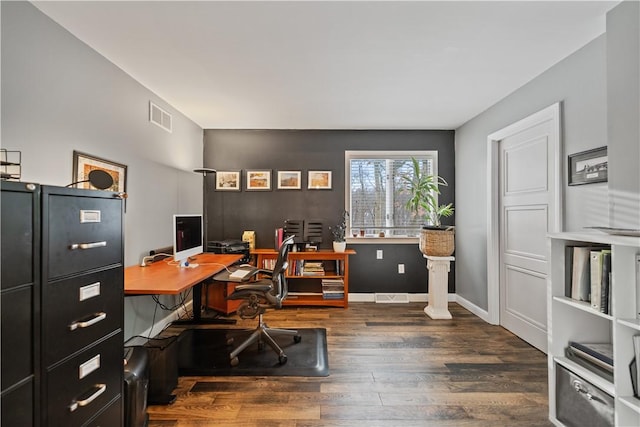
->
203 129 455 293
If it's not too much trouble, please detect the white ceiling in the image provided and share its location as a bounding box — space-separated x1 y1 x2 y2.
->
33 1 618 130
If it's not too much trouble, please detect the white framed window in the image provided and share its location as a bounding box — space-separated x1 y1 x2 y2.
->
345 151 438 238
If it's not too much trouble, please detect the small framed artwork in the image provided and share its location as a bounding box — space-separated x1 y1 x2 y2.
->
246 170 272 191
308 170 332 190
72 151 127 193
277 171 301 190
568 146 608 186
216 170 241 191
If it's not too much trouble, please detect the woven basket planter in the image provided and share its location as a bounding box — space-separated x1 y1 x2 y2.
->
419 227 455 257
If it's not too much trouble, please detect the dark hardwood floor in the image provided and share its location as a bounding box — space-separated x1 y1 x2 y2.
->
146 302 551 426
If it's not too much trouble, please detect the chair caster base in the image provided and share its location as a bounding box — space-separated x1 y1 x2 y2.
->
278 354 287 365
294 335 302 343
230 357 239 367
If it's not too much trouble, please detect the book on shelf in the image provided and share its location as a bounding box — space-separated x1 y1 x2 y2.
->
590 250 603 311
274 227 284 250
590 249 612 313
322 290 344 299
633 335 640 397
570 247 592 301
599 250 611 314
630 358 638 398
302 261 325 276
637 255 640 319
567 341 613 372
567 245 609 304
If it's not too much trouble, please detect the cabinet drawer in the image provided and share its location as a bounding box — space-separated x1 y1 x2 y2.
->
1 379 35 427
1 285 35 389
46 332 123 427
1 186 37 290
556 364 614 427
83 395 122 427
45 192 122 279
43 268 123 365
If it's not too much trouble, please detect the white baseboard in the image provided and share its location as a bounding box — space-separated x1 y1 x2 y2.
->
136 294 490 340
348 293 456 303
454 294 490 323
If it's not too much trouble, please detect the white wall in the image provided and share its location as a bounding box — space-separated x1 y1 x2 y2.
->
1 2 205 339
455 35 608 310
607 1 640 230
455 0 639 312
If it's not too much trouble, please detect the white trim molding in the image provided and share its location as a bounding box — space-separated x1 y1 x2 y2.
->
348 293 456 303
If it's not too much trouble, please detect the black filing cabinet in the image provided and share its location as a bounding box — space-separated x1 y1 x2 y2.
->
1 181 40 426
40 185 124 427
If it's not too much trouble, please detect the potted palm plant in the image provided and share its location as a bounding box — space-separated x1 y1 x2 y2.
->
329 210 349 253
402 158 455 256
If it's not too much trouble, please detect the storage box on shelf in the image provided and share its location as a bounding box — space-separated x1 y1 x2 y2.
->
548 231 640 427
251 249 355 308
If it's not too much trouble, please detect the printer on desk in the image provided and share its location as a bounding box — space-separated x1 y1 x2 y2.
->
207 239 250 263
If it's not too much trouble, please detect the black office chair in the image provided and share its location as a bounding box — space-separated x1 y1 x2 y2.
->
217 235 301 366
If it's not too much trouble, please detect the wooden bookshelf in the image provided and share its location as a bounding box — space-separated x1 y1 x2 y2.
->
252 248 355 308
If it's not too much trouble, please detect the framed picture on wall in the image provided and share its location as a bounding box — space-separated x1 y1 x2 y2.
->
568 146 608 185
246 170 272 191
215 170 241 191
277 171 301 190
308 170 332 189
72 150 127 193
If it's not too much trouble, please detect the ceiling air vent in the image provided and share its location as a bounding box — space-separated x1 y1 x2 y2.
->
149 101 172 133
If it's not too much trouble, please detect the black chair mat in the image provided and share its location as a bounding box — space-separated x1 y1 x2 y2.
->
177 327 329 377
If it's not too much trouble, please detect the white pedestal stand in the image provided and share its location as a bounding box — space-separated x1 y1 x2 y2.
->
423 255 454 319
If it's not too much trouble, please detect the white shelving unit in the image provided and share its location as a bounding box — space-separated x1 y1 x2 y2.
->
548 231 640 426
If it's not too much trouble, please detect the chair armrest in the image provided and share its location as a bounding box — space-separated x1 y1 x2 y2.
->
256 268 274 276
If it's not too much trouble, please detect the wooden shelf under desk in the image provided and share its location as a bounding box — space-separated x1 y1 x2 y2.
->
252 249 355 308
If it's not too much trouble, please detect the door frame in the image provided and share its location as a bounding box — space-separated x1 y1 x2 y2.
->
486 102 563 325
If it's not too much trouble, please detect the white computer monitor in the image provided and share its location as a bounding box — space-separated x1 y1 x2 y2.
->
172 214 203 267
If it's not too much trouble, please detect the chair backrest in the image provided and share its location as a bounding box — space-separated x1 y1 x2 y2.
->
270 235 295 307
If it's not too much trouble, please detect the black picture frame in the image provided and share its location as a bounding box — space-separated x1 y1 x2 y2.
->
568 146 608 186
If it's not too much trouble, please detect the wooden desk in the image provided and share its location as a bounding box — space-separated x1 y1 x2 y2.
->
125 253 242 321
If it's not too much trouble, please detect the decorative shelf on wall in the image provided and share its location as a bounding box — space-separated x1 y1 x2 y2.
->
1 149 21 181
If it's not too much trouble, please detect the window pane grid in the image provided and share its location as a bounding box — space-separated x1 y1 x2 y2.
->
348 156 434 236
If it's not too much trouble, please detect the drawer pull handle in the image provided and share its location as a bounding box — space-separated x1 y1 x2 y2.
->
68 383 106 412
572 379 606 404
69 241 107 250
69 312 107 331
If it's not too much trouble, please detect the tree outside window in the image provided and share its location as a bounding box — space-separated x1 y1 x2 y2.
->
347 151 437 237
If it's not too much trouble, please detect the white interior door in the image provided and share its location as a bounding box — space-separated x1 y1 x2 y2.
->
486 103 561 351
498 118 556 352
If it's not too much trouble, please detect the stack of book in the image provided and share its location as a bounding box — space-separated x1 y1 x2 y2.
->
566 341 613 380
566 245 612 314
322 278 344 300
302 261 325 276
